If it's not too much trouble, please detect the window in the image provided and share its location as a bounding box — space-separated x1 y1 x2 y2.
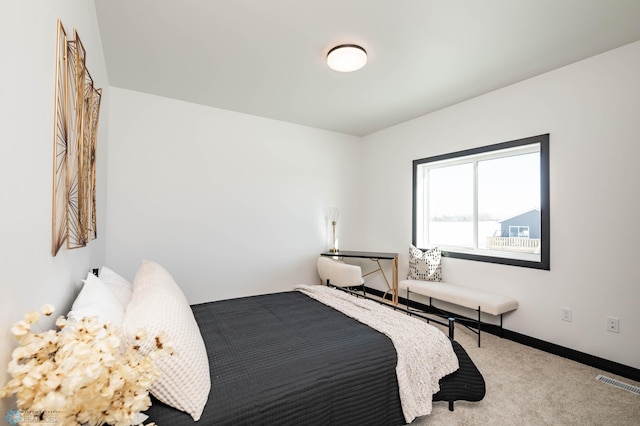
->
412 134 549 270
509 226 529 238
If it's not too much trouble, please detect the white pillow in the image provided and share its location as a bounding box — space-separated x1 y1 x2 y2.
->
68 273 126 326
122 260 210 421
407 245 442 282
99 266 133 306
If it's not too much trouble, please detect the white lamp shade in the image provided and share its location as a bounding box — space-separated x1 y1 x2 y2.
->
327 45 367 72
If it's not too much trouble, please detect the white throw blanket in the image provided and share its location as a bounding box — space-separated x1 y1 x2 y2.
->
295 285 459 423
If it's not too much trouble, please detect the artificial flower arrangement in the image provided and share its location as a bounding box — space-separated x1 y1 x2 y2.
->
0 304 173 426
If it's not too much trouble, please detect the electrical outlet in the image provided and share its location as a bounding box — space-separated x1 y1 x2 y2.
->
561 307 572 322
606 316 620 333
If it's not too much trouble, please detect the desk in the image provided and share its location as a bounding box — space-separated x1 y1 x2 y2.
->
320 250 399 305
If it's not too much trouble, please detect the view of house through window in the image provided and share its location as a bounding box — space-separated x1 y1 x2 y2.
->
413 134 550 270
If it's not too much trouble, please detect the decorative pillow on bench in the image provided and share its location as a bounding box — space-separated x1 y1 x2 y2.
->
408 245 442 282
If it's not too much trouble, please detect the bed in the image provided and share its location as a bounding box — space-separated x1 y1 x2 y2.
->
143 288 485 425
72 261 484 425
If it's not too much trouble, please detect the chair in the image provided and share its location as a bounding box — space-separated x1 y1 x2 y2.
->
317 256 364 292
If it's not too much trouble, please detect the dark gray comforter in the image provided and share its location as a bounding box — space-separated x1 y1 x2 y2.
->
145 291 484 425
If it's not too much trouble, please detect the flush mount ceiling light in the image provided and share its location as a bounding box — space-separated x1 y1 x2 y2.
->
327 44 367 72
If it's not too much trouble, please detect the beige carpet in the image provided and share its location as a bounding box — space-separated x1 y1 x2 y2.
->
412 322 640 426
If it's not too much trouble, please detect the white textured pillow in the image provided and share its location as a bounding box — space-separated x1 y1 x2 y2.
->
122 260 210 421
407 245 442 282
68 273 125 326
99 266 132 306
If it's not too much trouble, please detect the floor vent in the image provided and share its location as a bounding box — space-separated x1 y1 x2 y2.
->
596 374 640 395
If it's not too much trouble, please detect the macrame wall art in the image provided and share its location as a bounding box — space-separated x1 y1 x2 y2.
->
51 20 102 256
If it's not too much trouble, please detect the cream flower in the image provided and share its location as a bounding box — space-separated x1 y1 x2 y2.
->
42 372 62 392
41 303 55 316
55 315 68 329
10 320 30 336
21 369 43 388
24 311 40 324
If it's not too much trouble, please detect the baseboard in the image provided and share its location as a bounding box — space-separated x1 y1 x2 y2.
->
364 286 640 383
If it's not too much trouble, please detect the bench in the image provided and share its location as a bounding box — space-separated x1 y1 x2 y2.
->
399 279 518 346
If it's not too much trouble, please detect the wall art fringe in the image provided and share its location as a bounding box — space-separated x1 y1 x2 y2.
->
51 20 102 256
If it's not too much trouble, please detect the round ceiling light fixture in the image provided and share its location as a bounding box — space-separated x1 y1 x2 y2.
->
327 44 367 72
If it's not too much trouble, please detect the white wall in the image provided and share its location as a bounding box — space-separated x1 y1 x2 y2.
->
361 41 640 369
104 88 362 303
0 0 109 415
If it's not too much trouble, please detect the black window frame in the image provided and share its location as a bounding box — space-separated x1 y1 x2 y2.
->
412 133 550 270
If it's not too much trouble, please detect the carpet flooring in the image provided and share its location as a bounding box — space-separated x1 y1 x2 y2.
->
413 321 640 426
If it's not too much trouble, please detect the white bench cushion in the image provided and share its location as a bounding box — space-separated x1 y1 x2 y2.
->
399 279 518 316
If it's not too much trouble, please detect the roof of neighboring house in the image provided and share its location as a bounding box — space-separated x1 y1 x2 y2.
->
499 209 540 223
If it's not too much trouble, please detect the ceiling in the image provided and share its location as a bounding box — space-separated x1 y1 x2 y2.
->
94 0 640 136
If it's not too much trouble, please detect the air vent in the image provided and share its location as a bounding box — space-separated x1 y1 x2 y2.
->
596 374 640 395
